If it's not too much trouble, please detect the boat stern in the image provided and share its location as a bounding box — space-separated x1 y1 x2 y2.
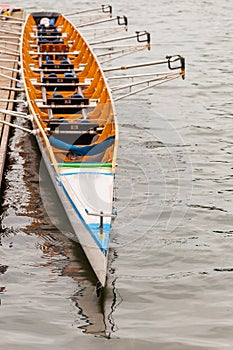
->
58 164 116 286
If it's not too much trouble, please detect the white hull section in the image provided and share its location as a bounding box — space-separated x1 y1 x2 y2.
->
38 139 114 286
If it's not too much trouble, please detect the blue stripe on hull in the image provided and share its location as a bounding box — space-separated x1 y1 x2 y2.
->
88 223 111 255
58 180 111 255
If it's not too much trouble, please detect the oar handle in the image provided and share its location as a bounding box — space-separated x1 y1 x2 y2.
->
117 15 128 28
136 31 151 49
102 5 112 16
166 55 185 79
166 55 185 70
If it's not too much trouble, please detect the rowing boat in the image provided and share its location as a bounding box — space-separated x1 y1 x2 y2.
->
20 11 118 287
17 8 185 289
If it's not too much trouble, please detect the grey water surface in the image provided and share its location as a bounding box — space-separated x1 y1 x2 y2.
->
1 0 233 349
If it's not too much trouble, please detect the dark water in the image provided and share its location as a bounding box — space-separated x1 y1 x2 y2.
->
1 1 233 349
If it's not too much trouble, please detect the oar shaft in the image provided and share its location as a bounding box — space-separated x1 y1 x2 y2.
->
0 109 29 118
108 71 177 80
0 45 19 54
0 15 25 22
0 36 20 40
0 58 19 63
0 40 20 46
0 119 35 134
0 72 21 83
114 75 181 101
91 32 144 46
0 28 21 35
0 23 23 30
104 60 168 72
0 50 19 56
80 25 125 33
78 16 116 28
0 98 26 105
66 7 103 16
0 85 24 92
99 46 145 64
111 73 180 91
0 65 20 73
97 45 145 58
66 5 112 17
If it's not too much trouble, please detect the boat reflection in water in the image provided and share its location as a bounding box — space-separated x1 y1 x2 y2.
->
0 120 119 338
38 158 119 336
35 232 119 336
64 248 119 336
